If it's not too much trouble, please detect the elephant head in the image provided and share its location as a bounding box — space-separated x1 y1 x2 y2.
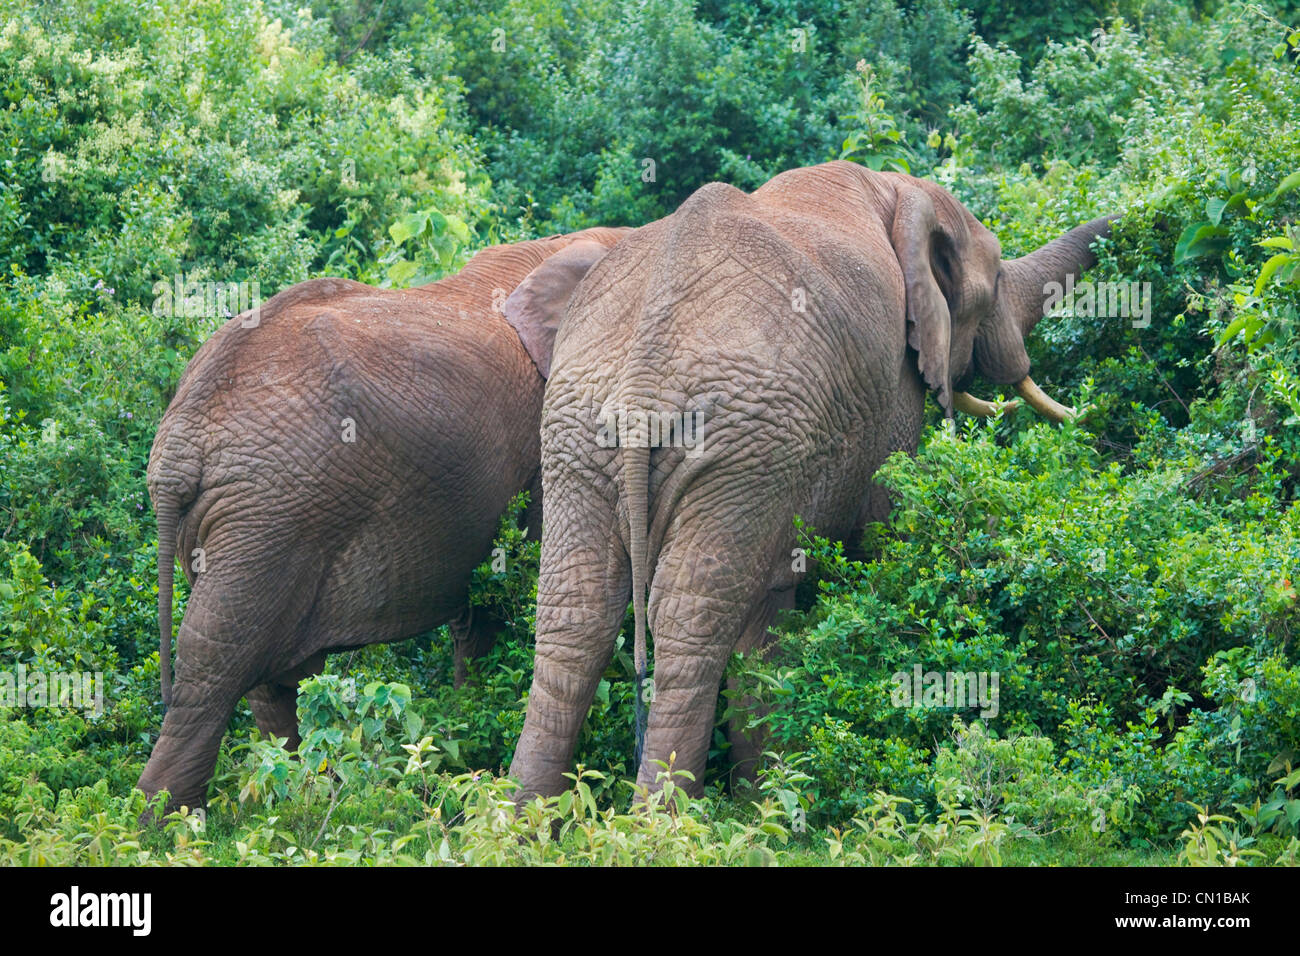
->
882 173 1115 421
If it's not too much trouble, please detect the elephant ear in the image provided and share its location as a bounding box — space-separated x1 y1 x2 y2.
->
502 239 610 379
892 186 955 417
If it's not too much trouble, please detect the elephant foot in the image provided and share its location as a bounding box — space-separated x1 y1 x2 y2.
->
135 775 208 827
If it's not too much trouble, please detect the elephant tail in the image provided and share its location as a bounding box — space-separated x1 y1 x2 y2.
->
624 442 651 768
155 494 179 710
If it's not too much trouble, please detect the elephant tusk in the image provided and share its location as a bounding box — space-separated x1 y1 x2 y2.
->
953 391 1019 417
1014 376 1077 423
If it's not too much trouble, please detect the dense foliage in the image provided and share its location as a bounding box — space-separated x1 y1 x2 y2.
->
0 0 1297 864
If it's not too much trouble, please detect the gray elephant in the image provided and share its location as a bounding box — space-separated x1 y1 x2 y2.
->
138 226 628 812
506 162 1113 799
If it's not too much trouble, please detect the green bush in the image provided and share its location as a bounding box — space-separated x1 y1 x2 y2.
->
745 415 1299 840
2 0 1298 866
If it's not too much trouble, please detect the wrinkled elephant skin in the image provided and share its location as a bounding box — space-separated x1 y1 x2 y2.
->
138 227 628 812
507 162 1113 798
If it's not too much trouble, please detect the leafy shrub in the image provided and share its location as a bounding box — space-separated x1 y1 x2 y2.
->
3 0 1298 867
746 416 1299 840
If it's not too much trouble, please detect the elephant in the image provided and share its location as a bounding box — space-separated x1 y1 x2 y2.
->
505 161 1114 799
137 225 629 812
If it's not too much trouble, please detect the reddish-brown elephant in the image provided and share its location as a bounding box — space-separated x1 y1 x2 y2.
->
138 227 628 812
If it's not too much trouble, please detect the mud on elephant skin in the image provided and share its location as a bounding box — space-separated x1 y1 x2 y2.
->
137 226 628 814
507 161 1115 800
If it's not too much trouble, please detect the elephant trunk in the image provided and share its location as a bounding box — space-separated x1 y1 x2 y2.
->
957 214 1117 419
1001 215 1118 336
624 443 651 767
155 496 178 709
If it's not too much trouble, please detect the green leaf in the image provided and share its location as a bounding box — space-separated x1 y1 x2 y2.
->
390 211 430 246
1265 170 1300 203
387 259 418 286
444 215 471 243
746 847 777 865
1174 222 1230 265
388 219 414 246
1255 253 1295 295
1215 314 1247 348
1205 192 1245 225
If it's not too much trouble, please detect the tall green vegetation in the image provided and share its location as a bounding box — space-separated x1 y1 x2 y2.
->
0 0 1297 864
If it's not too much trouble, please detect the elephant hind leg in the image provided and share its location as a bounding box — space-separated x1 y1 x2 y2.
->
246 651 324 749
138 538 327 814
637 513 794 796
724 585 794 790
450 607 498 688
247 683 300 747
509 491 631 802
137 598 265 814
